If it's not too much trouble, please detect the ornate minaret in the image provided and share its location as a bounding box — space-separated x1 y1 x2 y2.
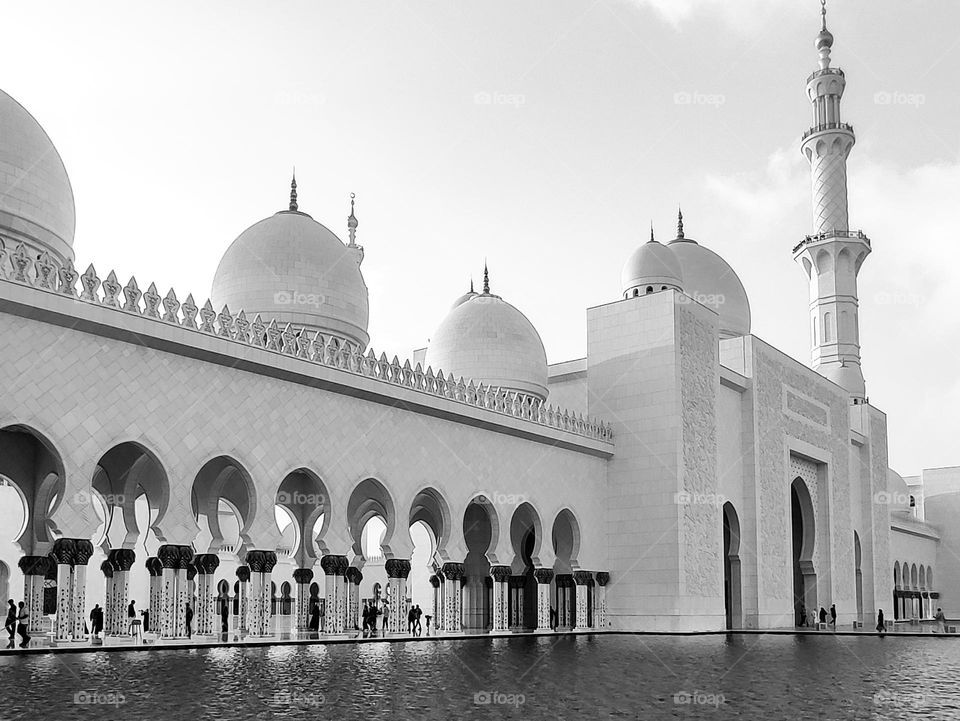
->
793 0 871 401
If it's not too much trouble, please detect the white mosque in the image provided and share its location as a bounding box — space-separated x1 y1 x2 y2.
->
0 7 956 645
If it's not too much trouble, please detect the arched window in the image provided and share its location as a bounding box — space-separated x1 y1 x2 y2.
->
646 286 653 294
633 289 639 297
812 316 817 346
823 312 832 343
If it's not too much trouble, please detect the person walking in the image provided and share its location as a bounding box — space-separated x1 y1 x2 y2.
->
5 600 16 649
876 608 886 634
414 605 423 637
220 598 229 634
89 604 104 639
361 602 370 637
934 607 947 633
15 601 30 648
381 601 389 634
799 604 808 627
830 604 837 629
818 607 827 627
185 602 193 639
549 606 558 631
407 605 416 634
308 601 320 632
127 600 137 637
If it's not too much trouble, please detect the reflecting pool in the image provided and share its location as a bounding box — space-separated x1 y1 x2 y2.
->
1 633 958 719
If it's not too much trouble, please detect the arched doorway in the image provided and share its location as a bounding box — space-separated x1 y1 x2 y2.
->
552 509 581 629
722 502 742 630
409 487 452 617
854 531 863 624
509 502 543 630
463 497 498 631
791 478 816 625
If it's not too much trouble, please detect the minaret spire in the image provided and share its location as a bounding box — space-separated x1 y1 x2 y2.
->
677 208 684 239
347 192 358 246
289 169 298 212
470 277 475 293
794 2 870 401
649 222 655 243
483 262 490 294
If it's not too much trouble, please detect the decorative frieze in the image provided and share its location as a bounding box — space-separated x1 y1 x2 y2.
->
0 246 612 443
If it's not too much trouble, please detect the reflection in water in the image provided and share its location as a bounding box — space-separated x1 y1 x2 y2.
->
0 635 958 720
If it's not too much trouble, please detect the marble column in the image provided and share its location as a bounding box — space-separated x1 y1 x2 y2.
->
193 554 220 635
108 549 136 636
70 542 94 640
100 560 115 636
429 574 441 634
595 572 610 629
146 557 162 634
507 575 525 630
385 559 411 635
157 544 193 639
320 555 347 634
51 538 76 641
292 567 314 632
490 566 511 632
441 562 464 633
533 568 554 631
346 567 362 632
17 556 50 635
235 566 250 632
245 550 277 637
573 571 592 630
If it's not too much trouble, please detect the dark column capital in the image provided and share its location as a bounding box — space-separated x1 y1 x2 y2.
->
385 559 411 579
320 554 347 576
441 562 465 581
109 548 137 572
555 573 574 588
262 551 278 574
158 544 182 569
236 566 251 583
50 538 76 565
595 571 610 587
18 556 51 576
335 556 349 576
73 539 95 566
194 553 220 575
508 575 526 589
573 571 593 586
429 574 441 588
490 565 512 583
185 563 197 581
100 560 114 578
293 568 315 585
533 568 555 585
345 567 363 585
145 557 162 577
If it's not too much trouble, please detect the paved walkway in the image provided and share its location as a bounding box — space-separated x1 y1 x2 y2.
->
1 622 954 657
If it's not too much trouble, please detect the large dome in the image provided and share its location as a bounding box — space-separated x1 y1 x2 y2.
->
0 89 76 267
668 235 751 339
425 287 548 401
211 209 369 348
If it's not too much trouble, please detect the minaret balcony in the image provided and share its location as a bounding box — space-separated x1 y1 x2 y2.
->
806 67 845 84
801 122 854 142
792 229 871 255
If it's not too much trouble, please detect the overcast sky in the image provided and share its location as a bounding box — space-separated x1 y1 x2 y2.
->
4 0 958 474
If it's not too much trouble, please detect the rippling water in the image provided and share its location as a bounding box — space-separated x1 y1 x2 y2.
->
0 634 958 720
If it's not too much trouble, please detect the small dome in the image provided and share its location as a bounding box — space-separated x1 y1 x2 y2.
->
0 89 76 267
211 209 369 348
450 289 478 311
425 291 548 401
621 240 683 297
668 235 751 338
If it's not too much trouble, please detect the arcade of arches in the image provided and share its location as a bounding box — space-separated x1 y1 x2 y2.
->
0 427 610 642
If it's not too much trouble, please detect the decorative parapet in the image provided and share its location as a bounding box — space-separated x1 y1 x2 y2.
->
0 244 613 444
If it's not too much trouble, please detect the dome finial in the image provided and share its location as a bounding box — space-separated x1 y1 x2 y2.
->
483 261 490 294
821 0 827 31
470 276 475 293
677 207 684 239
347 192 358 246
649 221 655 244
289 168 298 212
